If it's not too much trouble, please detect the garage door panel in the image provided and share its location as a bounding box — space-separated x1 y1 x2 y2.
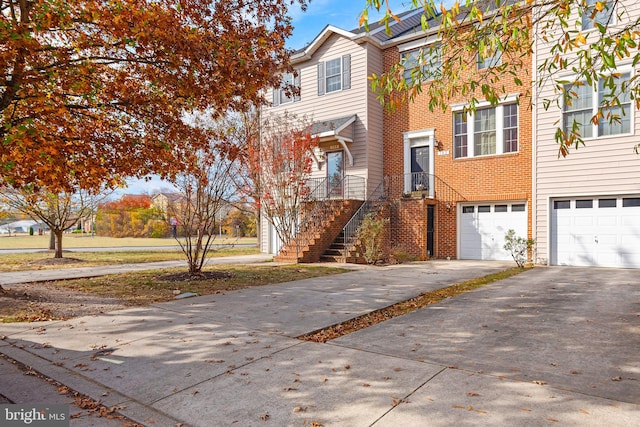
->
551 197 640 268
460 203 527 261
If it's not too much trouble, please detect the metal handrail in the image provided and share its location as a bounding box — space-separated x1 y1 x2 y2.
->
278 175 366 260
385 172 466 203
341 180 386 257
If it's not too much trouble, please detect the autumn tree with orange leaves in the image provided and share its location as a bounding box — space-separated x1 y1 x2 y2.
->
0 0 308 194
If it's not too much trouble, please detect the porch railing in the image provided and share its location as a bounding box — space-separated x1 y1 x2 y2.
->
279 175 366 260
384 172 466 203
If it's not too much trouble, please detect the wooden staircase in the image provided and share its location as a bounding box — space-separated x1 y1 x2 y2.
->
319 231 365 263
274 199 362 263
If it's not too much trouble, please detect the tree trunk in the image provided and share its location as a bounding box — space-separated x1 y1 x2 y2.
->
54 229 64 258
49 230 56 250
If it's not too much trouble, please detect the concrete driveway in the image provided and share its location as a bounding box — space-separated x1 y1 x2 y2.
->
0 262 638 426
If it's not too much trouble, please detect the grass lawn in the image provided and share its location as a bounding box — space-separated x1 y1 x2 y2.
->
0 264 349 322
0 234 257 250
0 246 261 272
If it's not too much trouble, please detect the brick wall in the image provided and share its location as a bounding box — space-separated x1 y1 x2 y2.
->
382 21 533 259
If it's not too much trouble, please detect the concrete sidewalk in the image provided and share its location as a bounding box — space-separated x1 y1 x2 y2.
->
0 253 274 286
1 261 638 426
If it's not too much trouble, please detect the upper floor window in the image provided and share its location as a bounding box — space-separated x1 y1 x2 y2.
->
582 0 614 31
401 44 441 83
563 72 631 138
318 55 351 95
477 48 502 70
272 71 300 106
454 102 518 158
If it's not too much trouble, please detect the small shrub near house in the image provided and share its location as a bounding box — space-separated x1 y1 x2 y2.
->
504 229 535 268
356 213 389 265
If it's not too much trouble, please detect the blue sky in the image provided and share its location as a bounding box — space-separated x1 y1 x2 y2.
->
286 0 412 50
123 0 413 195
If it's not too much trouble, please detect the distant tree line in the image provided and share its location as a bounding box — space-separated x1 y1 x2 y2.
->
95 195 168 238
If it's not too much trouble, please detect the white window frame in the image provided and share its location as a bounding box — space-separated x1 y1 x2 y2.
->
452 94 519 159
317 55 351 96
477 48 502 70
562 69 634 140
582 0 615 32
400 44 441 83
325 58 342 93
278 72 296 105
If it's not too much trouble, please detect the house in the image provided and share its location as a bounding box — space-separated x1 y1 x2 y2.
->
531 0 640 268
380 9 533 262
260 10 427 259
151 192 185 217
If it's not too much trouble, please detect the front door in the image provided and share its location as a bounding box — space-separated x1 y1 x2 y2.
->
411 146 430 191
327 151 344 197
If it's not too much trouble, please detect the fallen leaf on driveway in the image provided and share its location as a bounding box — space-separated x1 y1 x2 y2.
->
259 413 269 421
533 380 547 385
612 376 623 381
580 409 590 414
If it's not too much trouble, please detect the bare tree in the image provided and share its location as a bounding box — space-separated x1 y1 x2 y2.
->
2 187 105 258
256 112 318 249
213 108 261 246
171 149 235 275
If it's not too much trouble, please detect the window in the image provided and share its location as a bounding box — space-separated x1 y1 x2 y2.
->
623 197 640 207
272 71 300 106
454 103 518 158
477 48 502 70
576 200 593 209
599 199 616 208
599 74 632 136
474 108 496 156
582 0 614 31
462 206 475 213
495 205 508 212
563 73 631 138
554 200 570 209
454 112 468 158
503 104 518 153
317 55 351 95
478 205 491 213
512 204 526 212
401 45 441 83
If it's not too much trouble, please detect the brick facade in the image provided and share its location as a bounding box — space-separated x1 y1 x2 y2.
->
382 27 533 260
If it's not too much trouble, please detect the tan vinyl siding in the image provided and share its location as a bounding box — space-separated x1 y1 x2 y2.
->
260 32 384 252
365 43 385 193
533 0 640 263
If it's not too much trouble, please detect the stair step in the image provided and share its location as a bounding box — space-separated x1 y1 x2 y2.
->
320 255 345 263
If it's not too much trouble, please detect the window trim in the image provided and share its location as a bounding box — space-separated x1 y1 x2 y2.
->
562 70 634 140
273 71 300 106
452 94 520 159
477 48 502 70
582 0 615 32
317 55 351 96
400 44 442 83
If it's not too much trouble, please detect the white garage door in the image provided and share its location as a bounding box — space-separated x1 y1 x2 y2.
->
551 196 640 268
460 202 528 260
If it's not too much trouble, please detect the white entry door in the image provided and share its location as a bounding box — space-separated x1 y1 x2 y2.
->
551 196 640 268
460 202 528 260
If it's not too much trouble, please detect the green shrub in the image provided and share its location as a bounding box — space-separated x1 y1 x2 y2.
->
356 213 389 265
504 229 535 268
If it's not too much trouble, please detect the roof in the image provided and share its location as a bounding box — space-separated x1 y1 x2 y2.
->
290 9 425 63
310 115 357 137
